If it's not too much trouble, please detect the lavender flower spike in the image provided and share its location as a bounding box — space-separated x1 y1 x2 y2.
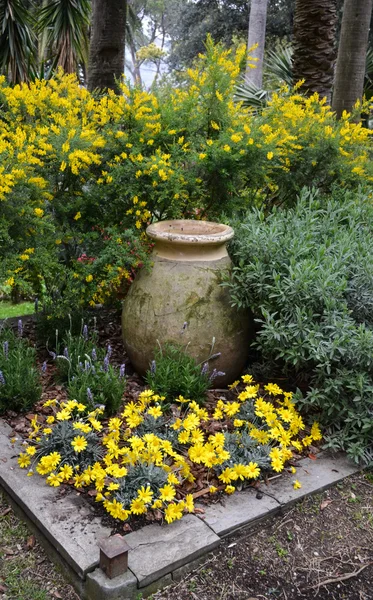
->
42 361 47 373
119 364 126 378
103 355 109 372
210 369 226 382
107 345 112 358
151 360 156 374
91 348 97 361
3 341 8 359
82 324 88 341
18 319 23 337
201 362 208 376
0 371 5 385
87 388 94 403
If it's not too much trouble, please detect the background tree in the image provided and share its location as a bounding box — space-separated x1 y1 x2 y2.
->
245 0 268 87
333 0 373 118
126 0 168 86
88 0 127 93
292 0 338 103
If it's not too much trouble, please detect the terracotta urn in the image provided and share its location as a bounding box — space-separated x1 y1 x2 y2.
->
122 220 252 386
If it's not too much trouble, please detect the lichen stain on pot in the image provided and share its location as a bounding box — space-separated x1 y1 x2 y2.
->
122 220 253 386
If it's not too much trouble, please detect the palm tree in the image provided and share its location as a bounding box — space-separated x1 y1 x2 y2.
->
292 0 338 103
37 0 91 75
0 0 37 83
332 0 373 118
88 0 127 93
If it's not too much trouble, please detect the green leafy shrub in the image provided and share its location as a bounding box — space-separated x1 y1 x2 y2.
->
67 354 126 416
226 188 373 465
35 277 86 345
145 344 214 405
0 325 41 412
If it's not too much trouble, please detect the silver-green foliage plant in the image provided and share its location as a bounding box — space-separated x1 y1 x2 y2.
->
226 188 373 465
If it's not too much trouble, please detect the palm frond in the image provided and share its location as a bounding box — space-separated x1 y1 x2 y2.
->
37 0 90 73
234 81 268 110
0 0 37 83
265 45 293 85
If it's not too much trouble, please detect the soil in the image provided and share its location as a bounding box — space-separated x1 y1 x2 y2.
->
154 472 373 600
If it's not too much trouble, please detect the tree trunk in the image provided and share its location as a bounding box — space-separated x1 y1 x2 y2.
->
245 0 268 88
292 0 337 103
88 0 127 94
332 0 373 118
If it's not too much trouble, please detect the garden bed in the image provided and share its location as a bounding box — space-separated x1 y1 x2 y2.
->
0 310 363 598
0 417 359 599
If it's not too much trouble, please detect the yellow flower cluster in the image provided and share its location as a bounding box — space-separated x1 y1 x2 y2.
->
17 377 322 525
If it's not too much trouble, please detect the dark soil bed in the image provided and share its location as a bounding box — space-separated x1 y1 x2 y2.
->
154 471 373 600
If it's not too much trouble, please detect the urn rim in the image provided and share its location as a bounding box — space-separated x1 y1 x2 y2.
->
146 219 234 246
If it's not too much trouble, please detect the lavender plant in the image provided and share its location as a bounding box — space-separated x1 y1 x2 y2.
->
0 327 41 412
54 323 105 381
67 353 126 416
145 343 213 405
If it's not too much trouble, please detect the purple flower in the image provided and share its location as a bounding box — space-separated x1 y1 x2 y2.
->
209 369 226 382
42 361 47 373
151 360 156 374
87 388 94 403
3 341 8 359
91 348 97 361
209 352 221 361
106 345 112 358
201 362 208 376
119 364 126 378
0 371 5 385
78 361 83 371
103 355 109 372
82 324 88 341
84 361 90 372
18 319 23 337
63 347 69 359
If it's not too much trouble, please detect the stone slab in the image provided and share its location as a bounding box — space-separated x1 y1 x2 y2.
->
200 486 280 537
85 568 138 600
124 513 220 588
0 419 112 578
260 452 359 507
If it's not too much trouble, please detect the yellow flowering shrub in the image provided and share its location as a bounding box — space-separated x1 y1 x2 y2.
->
1 37 372 304
18 376 322 525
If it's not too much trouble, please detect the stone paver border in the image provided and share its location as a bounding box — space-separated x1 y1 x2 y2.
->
0 418 360 599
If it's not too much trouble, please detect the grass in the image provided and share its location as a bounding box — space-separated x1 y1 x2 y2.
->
0 301 35 319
